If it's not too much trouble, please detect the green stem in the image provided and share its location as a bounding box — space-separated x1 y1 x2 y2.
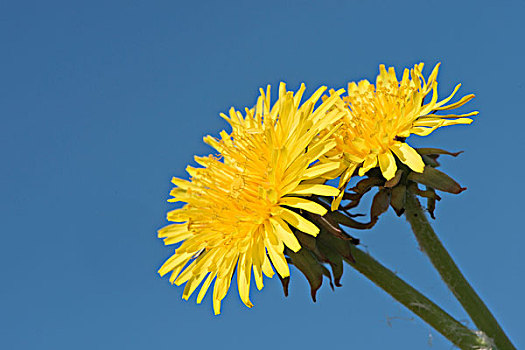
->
404 191 515 350
344 246 488 349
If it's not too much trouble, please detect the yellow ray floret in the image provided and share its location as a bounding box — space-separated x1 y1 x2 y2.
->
321 62 478 209
158 83 346 314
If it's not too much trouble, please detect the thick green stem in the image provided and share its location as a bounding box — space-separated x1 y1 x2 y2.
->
344 246 488 349
404 191 515 350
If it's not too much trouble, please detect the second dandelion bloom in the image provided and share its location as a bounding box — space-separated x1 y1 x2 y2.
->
158 83 346 314
321 63 478 209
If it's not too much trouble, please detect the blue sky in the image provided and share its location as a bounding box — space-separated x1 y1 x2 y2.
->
1 1 524 349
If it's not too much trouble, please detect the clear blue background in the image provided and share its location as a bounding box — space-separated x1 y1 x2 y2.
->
1 1 523 349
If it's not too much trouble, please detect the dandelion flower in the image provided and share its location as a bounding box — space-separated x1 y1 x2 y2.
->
158 83 346 314
322 63 478 209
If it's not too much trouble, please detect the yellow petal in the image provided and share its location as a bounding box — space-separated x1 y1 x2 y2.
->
170 177 193 189
413 116 474 127
310 88 343 122
203 135 224 153
270 217 302 252
282 157 309 187
331 190 345 211
302 162 341 180
337 163 357 189
266 242 290 278
263 220 283 252
182 273 207 300
167 188 191 203
419 82 439 115
174 259 199 286
166 208 189 222
433 83 461 109
434 117 474 127
290 184 339 196
358 154 378 176
237 253 253 308
293 83 306 107
390 142 425 173
279 207 319 236
410 126 440 136
169 261 189 284
213 254 238 305
196 272 216 304
253 264 264 290
378 150 397 180
419 111 478 119
158 225 192 245
426 63 441 87
158 252 192 277
279 197 327 215
213 291 222 315
434 94 475 111
252 240 265 290
261 253 275 278
191 251 218 277
157 223 188 238
304 139 337 162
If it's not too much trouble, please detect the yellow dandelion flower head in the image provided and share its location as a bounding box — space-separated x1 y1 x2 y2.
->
158 83 346 314
323 62 478 209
